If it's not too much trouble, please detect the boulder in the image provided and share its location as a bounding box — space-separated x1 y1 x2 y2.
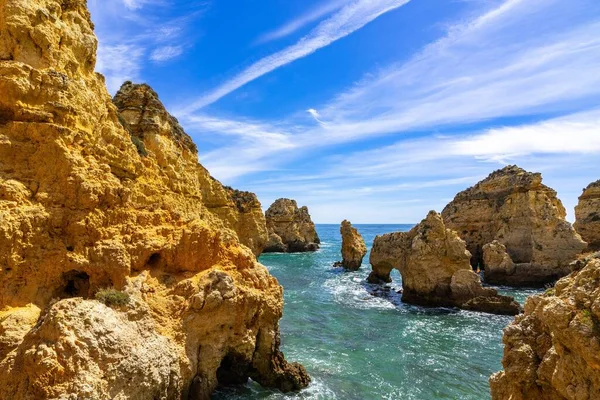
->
442 166 586 286
490 254 600 399
368 211 521 315
574 179 600 251
339 220 367 270
264 199 320 253
0 1 308 398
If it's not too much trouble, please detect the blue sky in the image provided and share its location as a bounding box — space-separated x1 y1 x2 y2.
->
90 0 600 223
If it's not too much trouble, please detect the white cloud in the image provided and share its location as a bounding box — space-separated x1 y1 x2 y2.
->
255 0 350 44
150 46 184 62
96 44 144 93
180 0 411 113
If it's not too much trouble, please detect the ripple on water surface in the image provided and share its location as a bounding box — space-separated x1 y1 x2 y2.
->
213 225 540 399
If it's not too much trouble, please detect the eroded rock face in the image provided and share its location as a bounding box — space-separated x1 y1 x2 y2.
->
368 211 520 315
0 1 308 398
264 198 320 253
339 220 367 270
442 166 586 287
490 254 600 399
112 82 268 257
574 180 600 251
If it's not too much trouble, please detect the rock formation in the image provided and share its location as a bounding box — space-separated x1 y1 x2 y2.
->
264 198 320 253
442 166 586 286
113 82 268 257
490 253 600 399
574 180 600 251
338 220 367 270
0 1 308 398
368 211 521 315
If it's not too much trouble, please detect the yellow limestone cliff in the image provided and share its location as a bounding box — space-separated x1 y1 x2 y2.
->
339 220 367 271
442 166 586 287
490 253 600 399
0 0 308 398
574 180 600 252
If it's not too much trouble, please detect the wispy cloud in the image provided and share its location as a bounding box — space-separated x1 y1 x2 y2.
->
150 45 184 62
254 0 350 44
90 0 204 93
180 0 410 112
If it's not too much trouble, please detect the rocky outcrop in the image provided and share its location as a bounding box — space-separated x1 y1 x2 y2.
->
574 180 600 251
113 82 268 257
490 253 600 399
368 211 521 315
338 220 367 270
0 1 308 398
264 198 320 253
442 166 586 287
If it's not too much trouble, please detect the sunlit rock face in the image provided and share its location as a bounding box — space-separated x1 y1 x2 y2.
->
574 180 600 251
339 220 367 271
368 211 521 315
112 82 269 257
490 253 600 400
263 198 320 253
0 0 308 398
442 166 586 287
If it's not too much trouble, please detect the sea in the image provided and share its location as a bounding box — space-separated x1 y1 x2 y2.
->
213 224 540 399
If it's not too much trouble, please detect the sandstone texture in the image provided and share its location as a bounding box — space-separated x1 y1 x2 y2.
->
113 82 268 257
0 1 308 398
264 198 320 253
368 211 521 315
339 220 367 270
442 166 586 287
490 253 600 399
574 180 600 251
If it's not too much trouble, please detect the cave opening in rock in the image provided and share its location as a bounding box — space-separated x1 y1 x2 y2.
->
147 252 162 267
61 270 90 298
216 353 251 386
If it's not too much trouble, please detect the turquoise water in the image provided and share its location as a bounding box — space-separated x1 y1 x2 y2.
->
213 224 540 399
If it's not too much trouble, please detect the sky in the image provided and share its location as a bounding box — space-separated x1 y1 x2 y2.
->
89 0 600 223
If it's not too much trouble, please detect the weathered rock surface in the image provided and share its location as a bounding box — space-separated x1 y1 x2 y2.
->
368 211 521 315
113 82 268 257
574 180 600 251
339 220 367 270
264 198 320 253
490 253 600 399
0 1 308 398
442 166 586 286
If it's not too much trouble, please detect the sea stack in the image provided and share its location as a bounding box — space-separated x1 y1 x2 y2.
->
0 1 308 398
490 253 600 399
339 220 367 270
574 180 600 251
442 165 586 287
264 198 320 253
368 211 521 315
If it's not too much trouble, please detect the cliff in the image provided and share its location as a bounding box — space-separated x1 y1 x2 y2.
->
0 0 308 398
442 166 586 287
368 211 521 315
574 180 600 251
263 198 320 253
112 82 268 257
339 220 367 270
490 253 600 399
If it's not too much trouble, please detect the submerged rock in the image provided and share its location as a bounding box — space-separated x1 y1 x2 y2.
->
490 254 600 399
339 220 367 270
442 166 586 287
113 82 268 257
368 211 521 315
264 198 320 253
574 179 600 251
0 1 308 398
